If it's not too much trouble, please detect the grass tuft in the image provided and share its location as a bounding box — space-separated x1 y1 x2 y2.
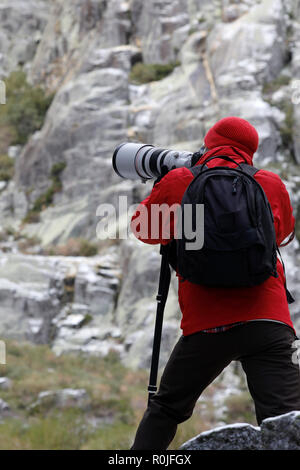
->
0 340 254 449
129 61 180 84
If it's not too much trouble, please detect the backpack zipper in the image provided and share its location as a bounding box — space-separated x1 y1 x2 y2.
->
232 177 239 194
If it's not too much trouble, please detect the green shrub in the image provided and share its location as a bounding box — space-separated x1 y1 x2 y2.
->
44 238 99 257
51 161 67 181
129 61 180 84
262 74 290 95
0 154 14 181
81 313 93 327
77 238 98 257
0 70 54 145
223 392 256 425
278 102 294 148
23 161 66 224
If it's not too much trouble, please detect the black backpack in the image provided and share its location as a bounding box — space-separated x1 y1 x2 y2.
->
174 155 294 303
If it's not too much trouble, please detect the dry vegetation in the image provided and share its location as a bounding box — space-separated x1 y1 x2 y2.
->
0 340 254 450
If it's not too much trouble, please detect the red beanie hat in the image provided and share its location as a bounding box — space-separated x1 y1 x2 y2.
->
204 117 259 157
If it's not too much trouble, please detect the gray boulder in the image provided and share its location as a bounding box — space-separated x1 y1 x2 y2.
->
0 377 12 390
0 398 10 412
261 411 300 450
180 411 300 450
29 388 90 412
180 423 261 450
0 398 11 421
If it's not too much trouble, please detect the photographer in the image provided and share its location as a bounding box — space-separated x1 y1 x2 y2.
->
129 116 300 450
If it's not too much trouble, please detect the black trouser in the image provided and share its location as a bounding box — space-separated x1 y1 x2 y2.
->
131 321 300 450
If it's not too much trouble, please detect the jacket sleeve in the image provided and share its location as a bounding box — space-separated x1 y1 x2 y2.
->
258 171 295 247
275 179 295 247
130 172 178 245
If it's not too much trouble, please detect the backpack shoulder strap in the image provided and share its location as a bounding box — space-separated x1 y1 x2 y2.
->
189 164 208 178
239 163 260 177
190 162 260 178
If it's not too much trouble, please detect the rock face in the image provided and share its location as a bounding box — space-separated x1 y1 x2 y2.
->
0 0 299 368
0 240 180 368
180 411 300 450
1 0 297 244
0 0 50 77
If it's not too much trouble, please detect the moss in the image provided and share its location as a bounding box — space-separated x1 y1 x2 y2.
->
129 61 180 84
262 74 290 95
81 313 93 327
0 154 14 181
50 161 67 181
0 70 54 146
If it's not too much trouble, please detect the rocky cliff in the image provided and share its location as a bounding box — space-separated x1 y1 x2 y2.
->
0 0 299 372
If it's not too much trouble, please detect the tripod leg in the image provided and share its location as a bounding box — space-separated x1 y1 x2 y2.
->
147 244 171 406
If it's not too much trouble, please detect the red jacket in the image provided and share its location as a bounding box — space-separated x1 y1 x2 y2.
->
131 145 296 335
